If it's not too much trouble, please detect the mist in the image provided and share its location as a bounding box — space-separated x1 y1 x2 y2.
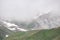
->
0 0 60 21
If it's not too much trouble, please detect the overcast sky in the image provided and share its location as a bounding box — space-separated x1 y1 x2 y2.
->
0 0 60 21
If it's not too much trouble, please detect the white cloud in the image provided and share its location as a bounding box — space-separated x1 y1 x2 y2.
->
0 0 60 21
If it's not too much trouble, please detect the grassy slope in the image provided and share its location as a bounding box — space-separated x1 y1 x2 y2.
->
6 27 60 40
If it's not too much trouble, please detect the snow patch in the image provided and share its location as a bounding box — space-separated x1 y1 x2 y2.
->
17 28 28 31
6 35 9 37
3 21 17 27
2 21 28 31
8 28 16 31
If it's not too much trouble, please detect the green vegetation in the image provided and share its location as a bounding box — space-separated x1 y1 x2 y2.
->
6 27 60 40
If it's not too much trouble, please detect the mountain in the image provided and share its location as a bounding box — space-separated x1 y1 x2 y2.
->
7 12 60 30
6 27 60 40
1 12 60 32
28 12 60 30
1 12 60 40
